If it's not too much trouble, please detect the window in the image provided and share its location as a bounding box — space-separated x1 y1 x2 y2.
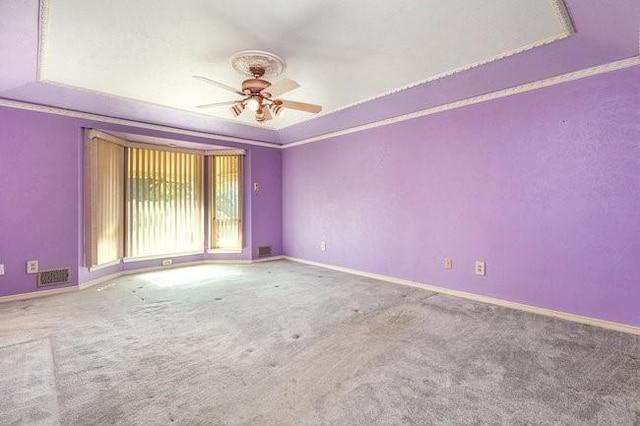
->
209 154 243 251
83 131 244 268
126 147 204 258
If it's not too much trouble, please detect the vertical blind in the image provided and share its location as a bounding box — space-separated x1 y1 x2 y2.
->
209 155 243 250
126 147 204 258
84 137 124 267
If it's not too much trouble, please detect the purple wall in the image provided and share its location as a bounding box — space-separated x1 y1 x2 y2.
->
282 66 640 327
0 107 282 297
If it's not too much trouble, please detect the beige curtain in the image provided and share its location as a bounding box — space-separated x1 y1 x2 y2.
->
209 154 243 250
126 147 204 258
84 136 125 267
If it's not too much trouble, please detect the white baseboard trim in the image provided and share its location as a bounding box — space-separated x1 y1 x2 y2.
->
283 257 640 336
79 257 283 289
4 256 286 301
251 255 286 263
0 286 77 303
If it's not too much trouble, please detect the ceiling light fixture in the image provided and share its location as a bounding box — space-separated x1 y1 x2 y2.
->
230 102 245 117
246 95 262 112
194 50 322 124
271 100 284 117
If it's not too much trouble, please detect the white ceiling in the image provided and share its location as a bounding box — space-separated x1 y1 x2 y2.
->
39 0 571 129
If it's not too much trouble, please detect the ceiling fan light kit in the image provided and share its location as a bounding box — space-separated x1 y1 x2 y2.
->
194 50 322 124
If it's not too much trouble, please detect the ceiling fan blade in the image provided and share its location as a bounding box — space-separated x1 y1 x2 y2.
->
279 99 322 114
196 100 238 108
192 75 244 96
264 78 300 98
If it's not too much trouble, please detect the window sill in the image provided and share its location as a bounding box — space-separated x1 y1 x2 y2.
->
122 251 204 263
207 249 243 254
88 259 122 272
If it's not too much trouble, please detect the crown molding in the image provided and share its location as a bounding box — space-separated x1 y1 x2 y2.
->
3 56 638 151
36 0 276 131
277 0 575 131
283 56 640 149
0 98 280 149
37 0 574 131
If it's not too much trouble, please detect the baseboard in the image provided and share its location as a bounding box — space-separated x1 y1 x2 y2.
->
283 257 640 336
80 257 284 289
0 286 78 303
252 255 285 263
6 256 286 301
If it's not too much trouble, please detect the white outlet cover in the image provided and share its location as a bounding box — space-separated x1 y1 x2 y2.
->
0 264 5 275
475 261 486 276
26 260 39 274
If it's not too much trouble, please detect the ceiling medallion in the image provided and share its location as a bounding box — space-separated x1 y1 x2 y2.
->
230 50 286 77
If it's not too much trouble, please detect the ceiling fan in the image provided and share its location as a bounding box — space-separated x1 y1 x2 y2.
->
193 50 322 123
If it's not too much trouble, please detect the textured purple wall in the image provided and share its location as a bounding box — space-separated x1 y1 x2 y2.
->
0 109 80 296
282 66 640 326
248 147 283 258
0 107 282 297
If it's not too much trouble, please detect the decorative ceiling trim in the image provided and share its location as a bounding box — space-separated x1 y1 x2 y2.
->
278 0 575 130
282 56 640 149
38 77 276 130
37 0 574 130
2 57 637 151
35 0 274 131
0 98 280 149
36 0 50 81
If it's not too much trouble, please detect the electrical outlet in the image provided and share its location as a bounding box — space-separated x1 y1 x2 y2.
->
475 261 486 276
444 258 452 270
162 259 172 266
0 264 5 276
26 260 38 274
320 241 327 251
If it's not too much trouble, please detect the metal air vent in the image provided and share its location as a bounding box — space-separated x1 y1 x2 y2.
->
258 246 272 258
38 268 71 287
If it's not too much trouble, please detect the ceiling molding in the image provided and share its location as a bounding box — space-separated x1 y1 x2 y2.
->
277 0 575 131
36 0 50 81
36 0 274 131
4 57 637 152
282 56 640 149
37 77 276 131
36 0 574 130
0 98 280 149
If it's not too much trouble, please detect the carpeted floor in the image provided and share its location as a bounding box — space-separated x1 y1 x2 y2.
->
0 260 638 425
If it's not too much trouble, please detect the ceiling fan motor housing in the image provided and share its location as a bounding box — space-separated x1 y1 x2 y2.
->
242 78 271 95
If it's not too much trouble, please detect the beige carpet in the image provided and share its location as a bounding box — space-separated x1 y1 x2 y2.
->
0 260 638 425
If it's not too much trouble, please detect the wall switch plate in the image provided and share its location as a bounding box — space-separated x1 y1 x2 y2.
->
0 264 4 276
162 259 172 266
320 241 327 251
475 261 486 276
444 258 452 270
26 260 38 274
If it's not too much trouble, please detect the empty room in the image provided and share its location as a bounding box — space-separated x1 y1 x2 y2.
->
1 0 639 424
